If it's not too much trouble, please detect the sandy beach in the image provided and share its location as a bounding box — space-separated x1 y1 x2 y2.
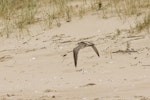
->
0 1 150 100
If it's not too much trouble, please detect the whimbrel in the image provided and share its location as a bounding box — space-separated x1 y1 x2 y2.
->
73 41 100 67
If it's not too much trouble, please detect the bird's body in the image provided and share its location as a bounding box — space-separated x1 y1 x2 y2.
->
73 41 100 67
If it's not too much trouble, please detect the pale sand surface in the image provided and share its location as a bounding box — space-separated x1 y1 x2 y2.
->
0 14 150 100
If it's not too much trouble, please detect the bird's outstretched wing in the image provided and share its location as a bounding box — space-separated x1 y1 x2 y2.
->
73 46 80 67
73 44 85 67
91 45 100 57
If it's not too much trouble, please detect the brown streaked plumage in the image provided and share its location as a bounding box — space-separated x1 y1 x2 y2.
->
73 41 100 67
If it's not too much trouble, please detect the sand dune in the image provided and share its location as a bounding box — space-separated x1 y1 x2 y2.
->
0 12 150 100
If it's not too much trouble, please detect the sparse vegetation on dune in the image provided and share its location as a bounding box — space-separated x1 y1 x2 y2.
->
135 12 150 33
0 0 149 37
108 0 149 16
107 0 150 33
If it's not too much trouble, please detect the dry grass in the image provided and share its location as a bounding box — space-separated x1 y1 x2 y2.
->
0 0 149 37
107 0 149 17
0 0 101 37
0 0 38 37
135 12 150 33
102 0 150 32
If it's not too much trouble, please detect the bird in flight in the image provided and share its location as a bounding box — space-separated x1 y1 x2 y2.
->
73 41 100 67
